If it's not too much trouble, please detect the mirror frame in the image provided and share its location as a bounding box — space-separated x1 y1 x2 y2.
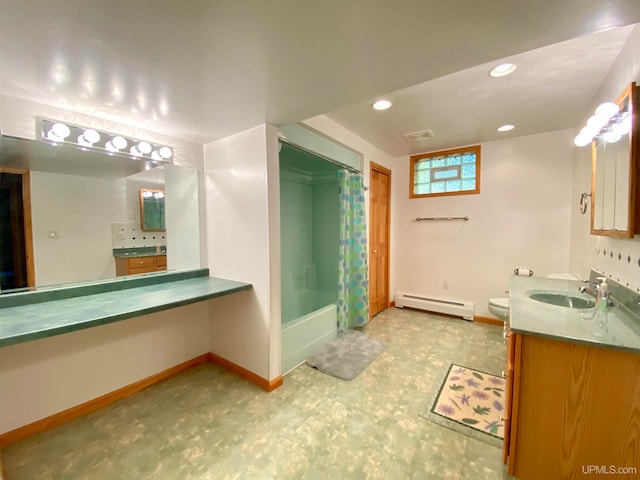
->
590 82 640 238
139 188 166 232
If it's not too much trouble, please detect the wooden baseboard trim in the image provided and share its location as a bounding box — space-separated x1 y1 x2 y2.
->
207 352 283 392
474 315 504 326
0 353 210 448
0 352 284 448
389 301 396 308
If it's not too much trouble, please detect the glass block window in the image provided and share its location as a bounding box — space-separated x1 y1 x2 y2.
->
410 145 481 198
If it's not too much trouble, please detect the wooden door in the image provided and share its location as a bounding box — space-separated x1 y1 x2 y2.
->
0 168 35 290
369 162 391 317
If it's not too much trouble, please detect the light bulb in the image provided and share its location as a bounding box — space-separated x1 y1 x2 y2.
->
603 130 621 143
580 125 598 139
587 115 606 131
105 141 118 152
489 63 517 78
112 136 127 149
574 134 592 147
616 116 631 136
137 141 152 154
372 100 392 111
82 129 100 144
159 146 172 159
595 102 619 121
51 122 70 139
130 146 141 157
497 124 514 132
77 134 91 146
142 191 153 198
151 151 163 161
47 130 63 142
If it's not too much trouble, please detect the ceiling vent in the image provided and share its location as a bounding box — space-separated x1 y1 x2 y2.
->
403 129 435 141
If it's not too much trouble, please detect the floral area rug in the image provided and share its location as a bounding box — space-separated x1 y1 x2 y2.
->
421 364 505 447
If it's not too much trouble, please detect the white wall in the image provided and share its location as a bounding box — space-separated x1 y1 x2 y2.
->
204 124 281 381
0 302 211 434
30 171 126 286
164 164 201 272
393 130 574 318
569 25 640 292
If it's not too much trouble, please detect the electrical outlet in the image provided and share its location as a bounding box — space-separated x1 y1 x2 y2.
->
443 280 451 290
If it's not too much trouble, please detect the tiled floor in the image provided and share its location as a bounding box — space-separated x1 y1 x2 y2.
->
3 308 513 479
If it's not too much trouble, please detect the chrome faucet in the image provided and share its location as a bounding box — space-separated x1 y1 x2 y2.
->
579 280 614 306
578 280 601 298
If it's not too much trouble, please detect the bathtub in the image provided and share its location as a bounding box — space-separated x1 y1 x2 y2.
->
281 303 337 374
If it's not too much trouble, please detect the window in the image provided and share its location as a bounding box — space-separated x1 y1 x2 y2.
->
410 145 481 198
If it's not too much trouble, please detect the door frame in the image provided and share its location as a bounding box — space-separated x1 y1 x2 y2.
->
369 161 391 315
1 167 36 287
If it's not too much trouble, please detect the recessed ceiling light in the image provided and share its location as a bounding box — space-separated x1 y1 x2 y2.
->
489 63 517 78
497 124 515 132
372 99 392 110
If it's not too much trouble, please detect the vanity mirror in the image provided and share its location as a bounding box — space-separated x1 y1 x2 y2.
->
0 133 201 293
140 188 166 231
591 82 640 237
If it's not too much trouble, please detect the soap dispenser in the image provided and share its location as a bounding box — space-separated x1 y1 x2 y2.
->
592 277 609 337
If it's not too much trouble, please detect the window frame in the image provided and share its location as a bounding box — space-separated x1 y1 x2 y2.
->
409 145 481 199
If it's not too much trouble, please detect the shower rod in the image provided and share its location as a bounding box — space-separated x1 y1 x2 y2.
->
278 137 361 174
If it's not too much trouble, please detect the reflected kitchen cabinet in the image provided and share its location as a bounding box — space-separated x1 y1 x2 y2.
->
115 254 167 276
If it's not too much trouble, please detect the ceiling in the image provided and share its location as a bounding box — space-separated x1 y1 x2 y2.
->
1 1 640 157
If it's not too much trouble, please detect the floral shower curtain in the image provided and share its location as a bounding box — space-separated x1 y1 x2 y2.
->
337 170 369 332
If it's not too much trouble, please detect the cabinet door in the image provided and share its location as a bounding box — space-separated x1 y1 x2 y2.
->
503 331 522 476
502 328 515 464
156 255 167 269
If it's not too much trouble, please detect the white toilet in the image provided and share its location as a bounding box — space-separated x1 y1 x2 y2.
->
487 272 578 322
488 297 509 321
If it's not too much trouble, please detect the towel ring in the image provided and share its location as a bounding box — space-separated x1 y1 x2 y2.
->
579 192 591 215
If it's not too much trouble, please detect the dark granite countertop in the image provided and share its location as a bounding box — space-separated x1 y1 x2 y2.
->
0 274 251 348
113 247 167 258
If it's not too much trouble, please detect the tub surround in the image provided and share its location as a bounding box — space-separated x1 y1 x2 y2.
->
509 275 640 352
0 269 251 348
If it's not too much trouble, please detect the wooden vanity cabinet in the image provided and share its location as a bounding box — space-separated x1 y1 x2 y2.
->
115 255 167 276
502 324 518 467
503 333 640 479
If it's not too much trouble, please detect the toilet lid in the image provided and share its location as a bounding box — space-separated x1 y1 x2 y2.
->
489 298 509 309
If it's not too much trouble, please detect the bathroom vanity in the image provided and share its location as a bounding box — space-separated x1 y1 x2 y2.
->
503 275 640 479
114 248 167 276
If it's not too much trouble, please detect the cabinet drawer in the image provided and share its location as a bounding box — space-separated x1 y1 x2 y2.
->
128 257 155 269
156 255 167 267
128 265 157 275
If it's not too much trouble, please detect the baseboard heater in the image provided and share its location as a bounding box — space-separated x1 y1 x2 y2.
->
395 292 474 321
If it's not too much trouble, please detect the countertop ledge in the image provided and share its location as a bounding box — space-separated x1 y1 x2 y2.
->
509 276 640 353
0 276 252 348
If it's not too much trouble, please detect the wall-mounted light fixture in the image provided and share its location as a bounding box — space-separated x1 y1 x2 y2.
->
574 101 629 147
37 118 174 163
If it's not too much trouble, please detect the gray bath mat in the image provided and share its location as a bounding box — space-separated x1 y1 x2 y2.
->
306 329 386 381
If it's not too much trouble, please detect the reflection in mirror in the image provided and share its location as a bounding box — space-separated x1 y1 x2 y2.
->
140 188 166 231
0 134 201 293
591 82 639 237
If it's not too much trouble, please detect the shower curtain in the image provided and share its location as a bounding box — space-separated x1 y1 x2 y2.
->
337 170 369 332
